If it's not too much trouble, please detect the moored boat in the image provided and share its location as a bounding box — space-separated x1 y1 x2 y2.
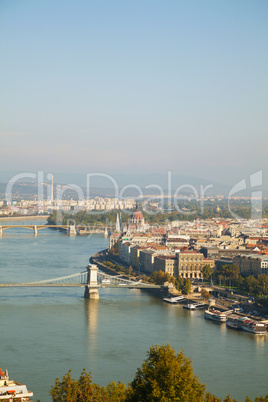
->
163 295 185 304
183 302 207 310
226 314 244 330
226 314 267 334
204 308 227 322
194 302 207 310
183 302 198 310
241 318 267 334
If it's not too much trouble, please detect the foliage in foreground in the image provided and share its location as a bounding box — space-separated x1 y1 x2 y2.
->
50 344 268 402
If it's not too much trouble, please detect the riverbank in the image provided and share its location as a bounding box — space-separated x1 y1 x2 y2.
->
90 250 169 298
90 251 268 320
0 215 49 221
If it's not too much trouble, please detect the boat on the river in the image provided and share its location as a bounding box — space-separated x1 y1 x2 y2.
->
194 302 207 309
204 308 227 322
184 302 207 310
183 303 197 310
241 318 267 334
0 368 33 401
226 314 244 330
183 302 200 310
163 295 185 304
226 315 267 334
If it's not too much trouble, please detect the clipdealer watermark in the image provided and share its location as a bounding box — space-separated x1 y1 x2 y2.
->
5 170 263 224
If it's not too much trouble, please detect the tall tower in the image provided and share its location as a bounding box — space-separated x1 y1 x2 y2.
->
115 213 120 232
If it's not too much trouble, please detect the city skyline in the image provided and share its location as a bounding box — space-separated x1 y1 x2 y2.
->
1 0 268 188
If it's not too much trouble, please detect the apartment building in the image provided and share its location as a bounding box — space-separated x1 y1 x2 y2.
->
154 255 177 277
233 254 268 276
177 251 214 280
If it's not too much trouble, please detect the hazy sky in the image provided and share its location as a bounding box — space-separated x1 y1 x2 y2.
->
1 0 267 187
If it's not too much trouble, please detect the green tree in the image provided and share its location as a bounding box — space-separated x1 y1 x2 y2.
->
205 392 222 401
103 381 128 401
201 289 211 300
50 370 79 401
202 265 214 281
183 278 192 295
50 348 268 402
50 370 127 402
127 344 206 402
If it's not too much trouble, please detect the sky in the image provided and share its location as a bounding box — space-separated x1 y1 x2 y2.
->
0 0 268 189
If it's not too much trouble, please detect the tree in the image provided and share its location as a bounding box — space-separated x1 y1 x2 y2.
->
205 392 222 402
50 370 127 401
103 381 128 401
127 344 206 402
50 370 79 402
50 347 268 402
201 288 211 300
183 278 192 295
202 265 214 281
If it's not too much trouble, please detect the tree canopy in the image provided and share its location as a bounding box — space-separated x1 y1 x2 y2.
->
128 344 205 402
50 344 268 402
202 265 214 281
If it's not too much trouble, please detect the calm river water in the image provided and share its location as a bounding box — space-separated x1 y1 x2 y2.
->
0 221 267 401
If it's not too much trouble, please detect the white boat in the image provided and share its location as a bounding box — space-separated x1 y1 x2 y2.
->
204 309 227 322
0 368 33 401
183 302 207 310
194 302 207 309
183 303 197 310
163 295 185 304
241 318 267 334
226 314 244 330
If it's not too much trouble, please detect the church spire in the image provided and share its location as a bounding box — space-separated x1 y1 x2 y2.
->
115 213 120 232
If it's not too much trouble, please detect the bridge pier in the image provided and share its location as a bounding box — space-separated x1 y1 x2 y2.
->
34 225 38 236
84 264 100 299
68 225 77 236
0 226 2 236
104 227 108 237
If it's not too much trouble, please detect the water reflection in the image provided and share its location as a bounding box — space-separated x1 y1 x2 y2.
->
85 298 99 347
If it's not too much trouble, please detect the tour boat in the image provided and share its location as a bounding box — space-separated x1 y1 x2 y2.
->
226 314 267 334
184 302 207 310
241 318 267 334
226 314 244 330
163 295 185 304
183 303 197 310
0 368 33 401
204 309 227 322
194 302 207 309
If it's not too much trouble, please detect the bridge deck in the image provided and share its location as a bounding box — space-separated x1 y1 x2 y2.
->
0 269 160 289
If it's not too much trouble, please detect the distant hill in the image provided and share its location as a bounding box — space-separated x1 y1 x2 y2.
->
0 172 266 199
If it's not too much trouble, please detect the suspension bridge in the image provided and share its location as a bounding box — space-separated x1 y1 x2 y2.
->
0 265 160 298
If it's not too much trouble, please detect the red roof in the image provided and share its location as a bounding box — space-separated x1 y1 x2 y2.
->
152 228 166 234
181 250 200 254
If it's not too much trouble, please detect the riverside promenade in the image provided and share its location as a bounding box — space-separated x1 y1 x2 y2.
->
90 249 170 298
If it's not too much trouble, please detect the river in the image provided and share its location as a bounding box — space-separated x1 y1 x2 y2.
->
0 221 267 401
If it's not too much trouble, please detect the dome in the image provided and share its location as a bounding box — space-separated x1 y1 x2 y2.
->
130 204 144 223
131 210 144 220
